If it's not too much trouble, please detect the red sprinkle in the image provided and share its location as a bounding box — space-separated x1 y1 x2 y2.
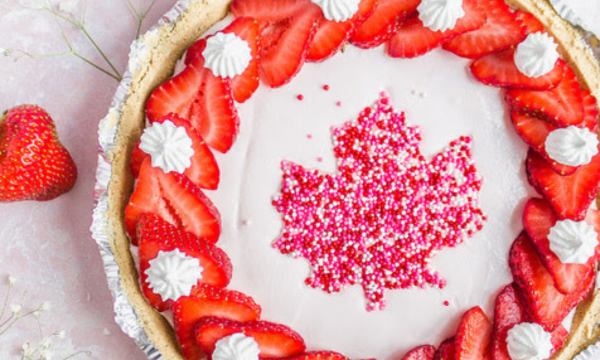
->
297 94 304 101
323 84 330 91
273 94 485 311
443 301 450 307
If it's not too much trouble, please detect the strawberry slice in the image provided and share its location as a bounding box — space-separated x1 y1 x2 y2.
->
131 113 220 189
350 0 420 49
284 352 350 360
195 317 306 358
526 149 600 221
433 337 455 360
146 58 240 153
401 345 436 360
386 0 486 58
509 232 594 330
506 64 585 128
442 0 526 59
455 307 492 360
470 51 564 90
136 214 232 312
582 89 600 132
491 283 569 360
523 198 599 294
173 285 261 360
231 0 309 21
307 0 376 62
511 111 579 176
125 158 221 245
515 10 544 35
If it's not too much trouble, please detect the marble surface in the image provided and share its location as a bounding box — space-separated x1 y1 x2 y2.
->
0 1 598 359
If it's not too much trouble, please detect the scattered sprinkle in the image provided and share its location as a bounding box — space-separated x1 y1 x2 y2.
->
273 94 485 311
317 157 323 162
307 134 313 140
443 300 450 306
336 101 342 107
323 84 330 91
297 94 304 101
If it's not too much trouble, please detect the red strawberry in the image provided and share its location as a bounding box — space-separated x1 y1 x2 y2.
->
195 317 306 358
491 284 525 360
515 10 544 35
173 285 261 360
433 337 455 360
136 214 232 312
132 113 220 189
491 283 569 360
510 111 578 176
526 149 600 221
386 0 486 58
146 58 239 153
350 0 420 49
307 0 376 62
470 51 564 90
232 0 321 87
523 198 599 294
284 352 349 360
455 307 492 360
0 105 77 202
509 232 594 330
442 0 526 59
401 345 436 360
506 64 585 128
582 89 599 132
125 158 221 245
186 18 261 103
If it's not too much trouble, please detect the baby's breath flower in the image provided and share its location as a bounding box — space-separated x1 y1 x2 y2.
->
58 1 77 16
33 310 41 319
7 275 16 286
41 336 53 349
10 304 22 315
40 301 51 311
41 349 54 360
54 330 66 339
21 343 34 358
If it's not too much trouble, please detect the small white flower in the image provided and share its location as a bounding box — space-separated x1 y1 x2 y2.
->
55 330 66 339
41 349 54 360
10 304 22 315
41 336 53 349
58 1 78 16
40 302 51 311
7 275 16 286
21 343 34 357
33 310 41 319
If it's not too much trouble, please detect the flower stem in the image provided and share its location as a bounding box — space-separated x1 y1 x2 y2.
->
0 285 11 321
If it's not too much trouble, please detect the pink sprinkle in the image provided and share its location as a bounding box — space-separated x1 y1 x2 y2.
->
297 94 304 101
336 101 342 107
272 94 485 311
323 84 330 91
307 134 313 139
317 157 323 162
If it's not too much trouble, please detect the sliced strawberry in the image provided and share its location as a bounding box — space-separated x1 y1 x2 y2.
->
185 38 207 66
386 0 486 58
130 142 146 178
511 111 579 176
125 158 221 245
506 64 585 128
509 232 594 330
173 284 261 360
132 113 220 189
455 306 492 360
433 337 455 360
136 214 232 312
231 0 309 21
515 10 544 35
491 284 525 360
442 0 526 59
146 59 240 153
582 89 599 132
526 149 600 221
491 283 569 360
401 345 436 360
350 0 420 49
470 51 564 90
523 198 599 294
307 0 376 62
284 352 349 360
195 317 306 358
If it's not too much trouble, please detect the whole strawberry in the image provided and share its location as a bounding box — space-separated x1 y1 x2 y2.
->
0 105 77 201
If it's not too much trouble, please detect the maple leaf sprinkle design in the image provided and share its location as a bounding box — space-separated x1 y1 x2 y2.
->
272 94 486 311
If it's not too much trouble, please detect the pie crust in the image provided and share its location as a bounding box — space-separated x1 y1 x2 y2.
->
103 0 600 359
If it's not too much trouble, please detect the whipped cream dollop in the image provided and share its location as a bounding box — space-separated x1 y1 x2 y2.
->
203 32 252 78
213 333 261 360
417 0 465 32
574 341 600 360
145 249 204 302
545 126 599 167
139 120 194 174
312 0 361 22
548 219 598 264
514 33 559 78
507 323 554 360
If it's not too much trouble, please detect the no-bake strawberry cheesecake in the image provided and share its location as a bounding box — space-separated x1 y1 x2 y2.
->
96 0 600 360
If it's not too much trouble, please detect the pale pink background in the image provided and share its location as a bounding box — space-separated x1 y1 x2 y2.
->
0 1 599 359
